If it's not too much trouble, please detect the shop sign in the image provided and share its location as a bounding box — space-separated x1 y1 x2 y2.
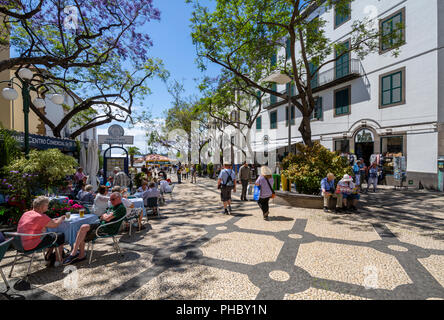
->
9 131 77 152
98 124 134 145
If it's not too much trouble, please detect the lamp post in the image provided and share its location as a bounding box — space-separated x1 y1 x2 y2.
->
262 72 293 154
1 67 64 158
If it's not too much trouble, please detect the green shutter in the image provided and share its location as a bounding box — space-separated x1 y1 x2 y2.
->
309 62 318 88
270 83 277 104
286 38 291 60
381 12 404 51
256 90 261 106
256 116 262 130
381 71 402 106
270 111 277 129
335 88 349 115
286 106 295 126
335 3 350 27
271 52 277 67
335 41 350 79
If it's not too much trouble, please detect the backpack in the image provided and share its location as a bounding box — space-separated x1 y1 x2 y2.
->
222 169 234 188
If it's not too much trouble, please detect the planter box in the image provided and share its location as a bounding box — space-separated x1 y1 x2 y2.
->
274 191 338 209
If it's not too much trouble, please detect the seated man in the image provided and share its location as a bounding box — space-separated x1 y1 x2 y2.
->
63 192 127 265
159 178 172 193
321 173 343 213
137 181 149 193
142 182 160 215
336 174 360 212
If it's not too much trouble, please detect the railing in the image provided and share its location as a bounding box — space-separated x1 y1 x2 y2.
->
260 59 363 108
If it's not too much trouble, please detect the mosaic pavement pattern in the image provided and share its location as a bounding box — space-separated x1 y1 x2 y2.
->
1 177 444 300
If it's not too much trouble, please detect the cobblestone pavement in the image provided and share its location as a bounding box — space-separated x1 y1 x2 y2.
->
1 177 444 300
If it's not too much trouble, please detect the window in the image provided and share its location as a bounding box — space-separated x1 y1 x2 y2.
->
335 139 350 153
286 38 291 60
256 90 261 107
286 82 295 97
270 111 277 129
286 105 295 126
334 86 350 116
380 8 405 53
270 83 277 105
379 67 405 108
309 62 319 89
381 136 403 154
271 52 277 67
335 40 350 79
311 97 322 120
256 116 262 130
334 3 351 29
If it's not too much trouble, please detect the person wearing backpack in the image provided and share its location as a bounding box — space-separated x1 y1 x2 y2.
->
217 163 237 215
255 166 275 221
366 162 379 193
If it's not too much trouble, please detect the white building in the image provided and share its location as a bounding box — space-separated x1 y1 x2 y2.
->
242 0 444 190
44 90 97 144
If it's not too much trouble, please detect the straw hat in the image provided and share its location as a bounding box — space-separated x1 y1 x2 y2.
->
261 166 272 176
342 174 353 182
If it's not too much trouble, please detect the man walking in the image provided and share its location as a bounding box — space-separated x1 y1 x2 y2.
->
217 163 236 215
239 161 251 201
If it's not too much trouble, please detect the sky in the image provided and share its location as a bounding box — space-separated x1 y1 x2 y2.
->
98 0 221 155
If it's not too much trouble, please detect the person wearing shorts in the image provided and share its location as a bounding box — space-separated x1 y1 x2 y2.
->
217 163 236 215
63 192 127 265
17 196 66 267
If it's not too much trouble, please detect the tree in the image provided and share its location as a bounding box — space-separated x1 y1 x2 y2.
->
189 0 404 146
0 0 160 73
126 146 141 167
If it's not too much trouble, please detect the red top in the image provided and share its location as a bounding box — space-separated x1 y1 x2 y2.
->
17 210 51 251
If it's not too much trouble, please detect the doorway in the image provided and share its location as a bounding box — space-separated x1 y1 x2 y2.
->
355 142 374 166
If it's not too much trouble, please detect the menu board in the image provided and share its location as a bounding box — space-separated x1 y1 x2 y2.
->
393 156 406 182
106 158 125 175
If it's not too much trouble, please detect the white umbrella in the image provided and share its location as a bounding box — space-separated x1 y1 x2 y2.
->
80 144 87 174
87 139 99 191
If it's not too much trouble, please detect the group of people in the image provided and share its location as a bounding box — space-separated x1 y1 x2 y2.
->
176 164 197 184
217 162 274 220
352 159 381 193
321 173 360 213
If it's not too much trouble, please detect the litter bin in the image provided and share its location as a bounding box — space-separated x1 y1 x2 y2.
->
272 174 281 191
281 175 290 191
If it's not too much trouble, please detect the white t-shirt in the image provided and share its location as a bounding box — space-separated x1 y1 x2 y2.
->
93 194 110 216
159 180 172 193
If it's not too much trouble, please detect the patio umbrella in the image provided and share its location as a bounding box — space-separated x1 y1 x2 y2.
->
80 144 87 174
87 139 99 191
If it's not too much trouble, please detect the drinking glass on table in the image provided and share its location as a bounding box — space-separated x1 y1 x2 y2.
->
79 208 85 218
66 212 71 220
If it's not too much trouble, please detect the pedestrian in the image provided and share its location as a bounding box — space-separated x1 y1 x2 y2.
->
217 163 236 215
352 159 366 192
255 166 275 220
191 165 197 184
177 166 182 184
320 173 343 213
238 161 251 201
366 162 379 193
336 174 360 212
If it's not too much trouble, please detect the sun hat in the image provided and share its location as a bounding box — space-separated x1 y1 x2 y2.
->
261 166 272 176
342 174 353 182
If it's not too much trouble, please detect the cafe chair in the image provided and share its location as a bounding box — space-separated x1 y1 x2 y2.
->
144 197 161 220
125 207 143 236
4 232 61 281
87 215 126 265
0 238 13 290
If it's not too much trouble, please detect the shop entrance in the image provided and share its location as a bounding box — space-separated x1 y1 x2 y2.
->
355 129 375 166
355 142 374 166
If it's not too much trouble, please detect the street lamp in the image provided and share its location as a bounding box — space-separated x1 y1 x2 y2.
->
262 72 293 154
1 68 64 157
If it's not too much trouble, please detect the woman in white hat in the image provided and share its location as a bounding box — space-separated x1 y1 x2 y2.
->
336 174 360 211
255 166 275 220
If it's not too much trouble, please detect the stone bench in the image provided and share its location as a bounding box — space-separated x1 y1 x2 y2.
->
274 191 339 209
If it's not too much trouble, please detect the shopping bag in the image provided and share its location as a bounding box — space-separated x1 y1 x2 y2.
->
253 185 261 201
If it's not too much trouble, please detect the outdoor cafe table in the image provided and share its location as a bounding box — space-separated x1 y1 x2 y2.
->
48 213 99 248
127 197 146 217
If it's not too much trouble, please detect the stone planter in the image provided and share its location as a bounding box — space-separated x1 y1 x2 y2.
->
274 191 338 209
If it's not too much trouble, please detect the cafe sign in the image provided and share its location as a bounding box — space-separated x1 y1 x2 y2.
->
8 131 77 152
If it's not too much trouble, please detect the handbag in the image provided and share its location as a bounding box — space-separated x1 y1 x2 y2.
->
265 178 276 199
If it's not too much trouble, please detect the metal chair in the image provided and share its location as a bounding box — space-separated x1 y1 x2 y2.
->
4 232 61 281
125 207 143 236
87 215 126 265
144 197 161 221
0 238 13 290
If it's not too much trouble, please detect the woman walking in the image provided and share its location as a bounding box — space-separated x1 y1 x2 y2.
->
255 166 275 221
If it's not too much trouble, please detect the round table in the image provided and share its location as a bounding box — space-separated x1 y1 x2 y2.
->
48 213 99 248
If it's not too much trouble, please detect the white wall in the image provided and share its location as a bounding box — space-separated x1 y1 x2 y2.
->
407 131 438 173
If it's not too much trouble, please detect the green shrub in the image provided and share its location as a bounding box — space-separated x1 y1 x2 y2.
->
207 162 214 177
0 128 21 169
134 172 146 188
282 142 352 195
196 164 202 176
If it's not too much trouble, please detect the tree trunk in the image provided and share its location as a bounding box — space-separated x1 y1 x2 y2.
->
298 116 313 147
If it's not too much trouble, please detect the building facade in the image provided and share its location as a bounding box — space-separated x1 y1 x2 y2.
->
247 0 444 190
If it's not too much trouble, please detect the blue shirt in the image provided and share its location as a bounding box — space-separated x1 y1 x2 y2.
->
321 177 335 192
218 169 236 186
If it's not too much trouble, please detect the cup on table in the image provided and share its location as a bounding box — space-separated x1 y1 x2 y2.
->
66 212 71 220
79 208 85 218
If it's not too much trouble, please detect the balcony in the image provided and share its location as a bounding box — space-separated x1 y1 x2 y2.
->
263 59 363 109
